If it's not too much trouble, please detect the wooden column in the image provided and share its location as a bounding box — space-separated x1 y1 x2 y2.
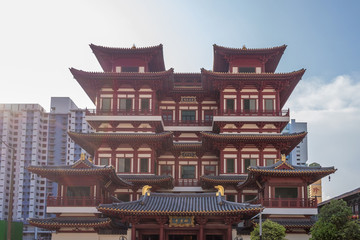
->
157 217 167 240
133 147 138 173
196 217 207 240
220 91 224 115
227 224 232 240
113 83 118 115
175 155 179 185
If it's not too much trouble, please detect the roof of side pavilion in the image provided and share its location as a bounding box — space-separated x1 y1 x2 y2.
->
238 160 336 189
90 44 166 72
213 44 287 73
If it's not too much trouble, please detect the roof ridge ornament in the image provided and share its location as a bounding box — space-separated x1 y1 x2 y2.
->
142 185 152 196
80 153 85 161
281 154 286 162
215 185 224 196
242 45 247 50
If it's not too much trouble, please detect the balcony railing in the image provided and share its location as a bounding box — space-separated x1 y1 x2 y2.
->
214 109 290 117
258 198 317 208
175 179 200 187
163 120 213 126
47 196 112 207
86 109 159 116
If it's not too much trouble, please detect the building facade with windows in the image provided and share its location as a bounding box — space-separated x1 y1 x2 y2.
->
282 119 308 166
0 104 49 240
47 97 93 197
28 44 336 240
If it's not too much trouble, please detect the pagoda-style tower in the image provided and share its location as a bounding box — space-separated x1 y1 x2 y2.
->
28 44 336 240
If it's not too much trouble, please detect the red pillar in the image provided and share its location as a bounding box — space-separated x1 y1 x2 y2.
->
159 223 164 240
131 223 136 240
199 224 204 240
227 224 232 240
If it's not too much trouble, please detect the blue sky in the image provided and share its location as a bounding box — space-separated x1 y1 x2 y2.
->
0 0 359 199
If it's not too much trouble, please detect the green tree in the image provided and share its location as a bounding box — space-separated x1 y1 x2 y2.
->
250 219 286 240
311 199 360 240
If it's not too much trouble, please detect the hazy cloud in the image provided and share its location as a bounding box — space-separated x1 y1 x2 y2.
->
285 75 360 199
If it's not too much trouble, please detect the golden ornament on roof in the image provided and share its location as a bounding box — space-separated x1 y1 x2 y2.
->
142 185 152 196
215 185 224 196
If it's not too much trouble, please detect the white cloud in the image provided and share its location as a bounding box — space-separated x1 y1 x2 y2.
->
285 75 360 198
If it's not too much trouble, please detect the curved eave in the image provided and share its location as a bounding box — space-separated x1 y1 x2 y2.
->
97 206 262 216
200 175 247 189
119 175 174 189
90 44 165 72
213 44 287 73
68 131 173 156
202 68 305 80
29 217 111 230
238 168 336 189
27 166 132 187
69 68 173 103
201 132 306 145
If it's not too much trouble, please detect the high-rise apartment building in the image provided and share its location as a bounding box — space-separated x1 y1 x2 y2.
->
0 104 48 239
283 119 308 166
47 97 92 197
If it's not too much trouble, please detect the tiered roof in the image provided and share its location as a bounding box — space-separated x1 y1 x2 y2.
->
98 192 262 216
119 174 174 189
29 217 111 230
67 131 173 155
90 44 166 72
202 68 305 108
201 132 307 155
200 175 248 189
213 44 287 73
70 68 173 103
27 158 132 188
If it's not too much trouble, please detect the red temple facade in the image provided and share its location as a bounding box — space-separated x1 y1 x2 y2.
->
28 44 336 240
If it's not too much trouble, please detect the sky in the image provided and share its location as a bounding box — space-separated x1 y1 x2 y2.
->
0 0 359 199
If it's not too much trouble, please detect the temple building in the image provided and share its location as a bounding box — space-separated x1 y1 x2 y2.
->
28 44 336 240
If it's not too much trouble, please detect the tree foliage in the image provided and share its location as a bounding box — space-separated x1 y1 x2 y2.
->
311 199 360 240
250 219 286 240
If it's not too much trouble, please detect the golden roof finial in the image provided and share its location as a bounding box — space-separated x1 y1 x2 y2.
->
131 44 136 49
88 156 93 163
215 185 224 196
80 153 85 161
242 44 247 50
281 154 286 162
142 185 152 196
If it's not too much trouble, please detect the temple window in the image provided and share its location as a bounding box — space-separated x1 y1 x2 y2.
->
227 195 236 202
121 66 139 72
67 186 90 197
204 110 213 122
181 165 196 179
244 158 257 172
100 157 109 165
275 187 298 198
115 66 121 72
119 99 132 112
204 165 216 176
244 194 257 202
226 99 235 113
140 158 149 173
243 99 256 112
162 110 173 122
226 158 235 173
181 110 196 122
264 99 274 112
141 99 150 112
117 193 130 202
238 67 255 73
118 158 131 173
160 165 172 176
101 98 112 112
265 159 275 166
